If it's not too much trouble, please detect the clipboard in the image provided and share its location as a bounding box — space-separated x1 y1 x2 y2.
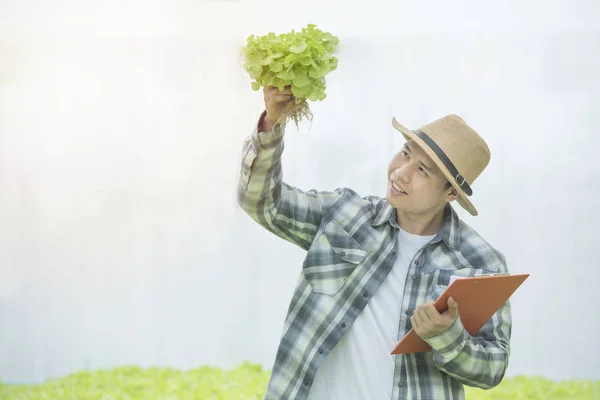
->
391 273 529 355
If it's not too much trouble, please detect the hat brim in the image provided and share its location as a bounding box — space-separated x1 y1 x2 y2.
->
391 117 478 216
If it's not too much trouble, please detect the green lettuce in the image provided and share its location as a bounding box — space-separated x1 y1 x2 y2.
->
465 376 600 399
2 364 598 399
0 362 270 400
241 24 340 102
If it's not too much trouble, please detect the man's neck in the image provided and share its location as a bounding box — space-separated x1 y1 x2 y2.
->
395 206 446 236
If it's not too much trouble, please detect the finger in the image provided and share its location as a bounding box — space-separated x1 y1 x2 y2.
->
447 297 459 319
423 305 440 321
410 315 418 330
274 85 293 94
265 93 294 106
448 297 458 309
265 85 293 97
416 304 433 321
412 310 425 326
277 87 294 95
271 94 294 103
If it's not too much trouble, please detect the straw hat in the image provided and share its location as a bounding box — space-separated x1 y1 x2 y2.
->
392 114 490 216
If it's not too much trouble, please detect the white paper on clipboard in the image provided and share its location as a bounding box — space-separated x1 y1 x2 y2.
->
449 273 509 287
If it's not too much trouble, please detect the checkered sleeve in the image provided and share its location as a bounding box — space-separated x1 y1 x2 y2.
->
424 301 511 389
237 112 344 250
423 254 512 390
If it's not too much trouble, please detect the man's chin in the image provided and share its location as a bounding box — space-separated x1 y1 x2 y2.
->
385 193 401 209
385 192 392 204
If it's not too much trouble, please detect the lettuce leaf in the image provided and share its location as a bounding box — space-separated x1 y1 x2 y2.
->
2 365 599 399
241 24 339 101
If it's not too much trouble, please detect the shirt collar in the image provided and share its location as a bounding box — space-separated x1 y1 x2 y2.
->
371 201 461 250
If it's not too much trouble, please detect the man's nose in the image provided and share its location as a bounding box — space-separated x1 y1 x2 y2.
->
394 165 410 183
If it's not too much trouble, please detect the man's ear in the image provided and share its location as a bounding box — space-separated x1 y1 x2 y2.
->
445 186 459 202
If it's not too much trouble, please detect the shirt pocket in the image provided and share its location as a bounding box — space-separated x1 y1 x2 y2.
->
302 220 368 296
425 268 481 302
239 138 257 191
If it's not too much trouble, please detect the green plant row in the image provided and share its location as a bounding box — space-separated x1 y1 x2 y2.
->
1 363 598 399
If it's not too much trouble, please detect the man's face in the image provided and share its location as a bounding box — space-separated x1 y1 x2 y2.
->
386 140 455 215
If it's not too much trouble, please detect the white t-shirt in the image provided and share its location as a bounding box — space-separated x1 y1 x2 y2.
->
307 228 435 400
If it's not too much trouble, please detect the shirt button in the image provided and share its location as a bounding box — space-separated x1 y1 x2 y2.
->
341 323 347 328
318 349 323 354
405 310 412 316
363 292 369 298
340 251 346 257
304 379 310 385
414 259 420 265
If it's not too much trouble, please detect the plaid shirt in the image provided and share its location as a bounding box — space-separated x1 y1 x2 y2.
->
237 115 512 400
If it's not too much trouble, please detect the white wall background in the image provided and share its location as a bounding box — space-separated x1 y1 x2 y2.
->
1 0 599 384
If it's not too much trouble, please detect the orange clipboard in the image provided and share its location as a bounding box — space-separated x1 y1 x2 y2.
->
391 273 529 355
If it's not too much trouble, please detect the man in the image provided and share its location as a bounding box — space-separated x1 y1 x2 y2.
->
237 86 511 400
